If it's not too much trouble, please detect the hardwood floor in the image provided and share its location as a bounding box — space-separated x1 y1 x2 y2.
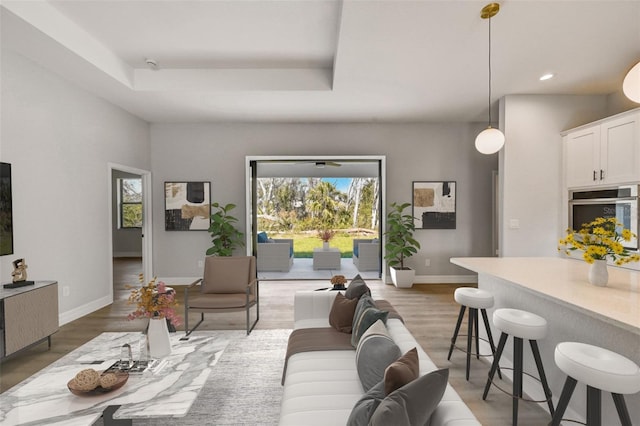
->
0 258 552 425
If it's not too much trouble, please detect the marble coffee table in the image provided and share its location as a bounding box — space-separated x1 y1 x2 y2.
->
0 331 230 425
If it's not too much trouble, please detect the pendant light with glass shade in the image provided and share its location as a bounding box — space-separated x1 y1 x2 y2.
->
623 61 640 103
475 3 505 155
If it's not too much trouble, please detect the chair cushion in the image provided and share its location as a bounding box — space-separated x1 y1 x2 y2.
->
345 274 370 300
384 348 419 395
351 295 389 347
188 293 254 309
369 368 449 426
355 320 401 392
346 380 386 426
202 256 253 294
329 292 359 333
257 231 268 243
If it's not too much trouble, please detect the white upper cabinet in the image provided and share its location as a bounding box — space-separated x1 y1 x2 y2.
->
564 109 640 188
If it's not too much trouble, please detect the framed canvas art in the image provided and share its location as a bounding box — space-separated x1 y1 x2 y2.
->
164 182 211 231
412 181 456 229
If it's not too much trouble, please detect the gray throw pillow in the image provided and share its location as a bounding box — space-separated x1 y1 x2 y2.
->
345 274 371 300
355 320 401 392
351 295 389 347
346 380 386 426
369 368 449 426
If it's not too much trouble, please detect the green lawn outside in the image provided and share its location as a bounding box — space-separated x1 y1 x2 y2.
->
275 232 377 258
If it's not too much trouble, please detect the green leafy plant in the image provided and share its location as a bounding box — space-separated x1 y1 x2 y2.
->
206 202 245 256
384 202 420 269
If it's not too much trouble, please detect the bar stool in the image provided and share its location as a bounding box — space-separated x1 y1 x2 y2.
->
482 308 554 425
447 287 501 380
551 342 640 426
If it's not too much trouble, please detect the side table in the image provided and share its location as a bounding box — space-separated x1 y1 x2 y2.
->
313 247 341 270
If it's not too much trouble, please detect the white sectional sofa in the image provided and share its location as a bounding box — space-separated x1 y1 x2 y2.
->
279 290 480 425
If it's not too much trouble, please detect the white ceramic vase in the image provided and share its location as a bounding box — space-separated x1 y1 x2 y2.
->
147 317 172 359
323 241 330 250
588 259 608 287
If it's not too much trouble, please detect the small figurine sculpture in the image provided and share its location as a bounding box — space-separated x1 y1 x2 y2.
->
11 258 28 283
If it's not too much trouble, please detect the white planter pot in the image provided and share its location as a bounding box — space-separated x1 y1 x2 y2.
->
390 267 415 288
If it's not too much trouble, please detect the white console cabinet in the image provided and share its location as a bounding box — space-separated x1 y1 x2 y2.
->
564 109 640 188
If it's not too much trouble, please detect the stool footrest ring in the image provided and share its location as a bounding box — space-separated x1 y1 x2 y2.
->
452 335 495 358
487 367 553 405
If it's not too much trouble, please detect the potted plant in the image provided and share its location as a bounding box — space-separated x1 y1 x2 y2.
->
206 202 245 256
384 202 420 288
317 229 336 250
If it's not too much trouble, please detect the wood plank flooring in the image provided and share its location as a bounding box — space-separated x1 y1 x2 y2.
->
0 258 552 425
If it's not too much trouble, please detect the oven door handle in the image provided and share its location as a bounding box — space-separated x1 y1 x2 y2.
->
569 197 638 205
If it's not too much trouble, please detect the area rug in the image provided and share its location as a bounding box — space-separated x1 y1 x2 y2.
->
135 329 291 425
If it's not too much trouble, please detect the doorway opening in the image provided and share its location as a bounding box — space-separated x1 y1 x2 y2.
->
245 156 385 280
108 163 152 302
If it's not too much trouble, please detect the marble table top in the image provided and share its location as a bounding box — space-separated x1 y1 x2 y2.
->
0 331 229 426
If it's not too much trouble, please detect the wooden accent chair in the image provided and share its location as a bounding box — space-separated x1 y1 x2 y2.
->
184 256 259 336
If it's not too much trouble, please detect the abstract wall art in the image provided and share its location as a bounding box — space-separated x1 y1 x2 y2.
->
164 181 211 231
412 181 456 229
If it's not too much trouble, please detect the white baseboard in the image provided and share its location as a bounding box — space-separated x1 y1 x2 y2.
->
59 295 112 326
414 274 478 284
113 252 142 258
383 274 478 285
156 277 200 286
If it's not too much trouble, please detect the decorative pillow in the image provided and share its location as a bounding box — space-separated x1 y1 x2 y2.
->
369 368 449 426
329 292 359 333
345 274 370 300
384 348 419 395
355 319 401 392
257 231 268 243
351 295 389 347
346 380 386 426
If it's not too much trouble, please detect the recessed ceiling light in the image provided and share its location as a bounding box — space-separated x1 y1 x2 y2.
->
539 73 554 81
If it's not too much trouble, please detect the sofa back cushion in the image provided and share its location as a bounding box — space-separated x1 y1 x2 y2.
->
355 319 401 392
329 292 358 333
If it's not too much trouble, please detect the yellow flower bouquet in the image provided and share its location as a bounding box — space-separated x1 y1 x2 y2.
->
558 217 640 265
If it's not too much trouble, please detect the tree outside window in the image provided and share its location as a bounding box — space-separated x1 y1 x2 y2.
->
120 178 142 228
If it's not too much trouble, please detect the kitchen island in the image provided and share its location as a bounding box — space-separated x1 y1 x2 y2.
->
450 257 640 425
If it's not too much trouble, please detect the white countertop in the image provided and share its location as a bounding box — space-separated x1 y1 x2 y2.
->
450 257 640 334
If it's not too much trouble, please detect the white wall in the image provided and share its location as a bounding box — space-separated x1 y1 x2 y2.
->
150 122 498 282
0 50 150 324
499 94 608 257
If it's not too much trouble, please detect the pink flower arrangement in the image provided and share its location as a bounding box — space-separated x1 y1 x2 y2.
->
127 274 182 326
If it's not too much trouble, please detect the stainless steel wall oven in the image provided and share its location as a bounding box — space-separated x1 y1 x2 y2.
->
569 185 639 251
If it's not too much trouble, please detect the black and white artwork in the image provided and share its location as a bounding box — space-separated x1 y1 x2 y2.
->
164 182 211 231
412 181 456 229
